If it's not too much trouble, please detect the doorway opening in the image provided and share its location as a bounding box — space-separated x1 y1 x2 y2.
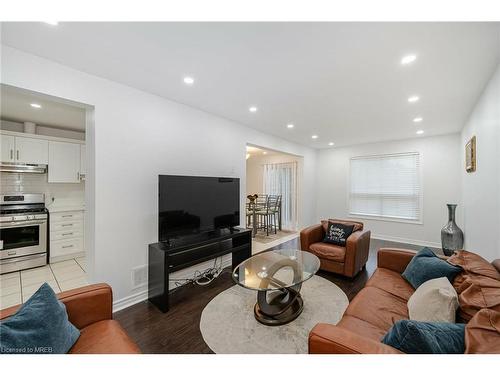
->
0 84 94 307
245 144 303 253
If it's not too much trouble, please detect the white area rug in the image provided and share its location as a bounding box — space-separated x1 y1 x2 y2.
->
199 275 349 353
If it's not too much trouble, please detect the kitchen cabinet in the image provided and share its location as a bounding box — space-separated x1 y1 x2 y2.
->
49 210 85 261
80 144 86 177
0 134 48 164
48 141 81 183
1 135 15 162
15 136 49 164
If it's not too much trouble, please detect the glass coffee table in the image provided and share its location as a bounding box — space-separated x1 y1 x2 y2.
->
232 249 320 326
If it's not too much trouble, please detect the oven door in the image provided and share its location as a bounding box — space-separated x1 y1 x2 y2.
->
0 220 47 259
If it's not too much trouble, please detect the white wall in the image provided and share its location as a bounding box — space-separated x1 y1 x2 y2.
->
461 64 500 261
0 46 318 308
316 134 462 248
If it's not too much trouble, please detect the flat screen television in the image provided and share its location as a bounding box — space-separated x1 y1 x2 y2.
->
158 175 240 241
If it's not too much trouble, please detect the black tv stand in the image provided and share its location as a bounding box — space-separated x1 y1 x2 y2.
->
148 227 252 312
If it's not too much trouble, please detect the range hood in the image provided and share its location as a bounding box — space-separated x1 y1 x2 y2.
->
0 162 47 174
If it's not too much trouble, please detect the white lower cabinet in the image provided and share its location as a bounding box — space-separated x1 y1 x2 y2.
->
50 210 85 262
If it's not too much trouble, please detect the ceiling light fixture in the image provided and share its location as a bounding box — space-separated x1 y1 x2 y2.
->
183 76 194 85
401 54 417 65
416 130 424 135
286 123 294 129
44 21 59 26
249 106 258 113
30 103 42 109
263 151 267 155
311 135 318 139
408 96 420 103
328 142 334 146
413 117 423 123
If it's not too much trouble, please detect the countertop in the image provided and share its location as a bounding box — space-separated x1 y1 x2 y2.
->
47 203 85 213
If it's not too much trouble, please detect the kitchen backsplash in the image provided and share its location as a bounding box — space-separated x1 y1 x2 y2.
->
0 172 84 205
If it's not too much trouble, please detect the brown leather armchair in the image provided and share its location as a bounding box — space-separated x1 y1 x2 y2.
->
300 219 371 277
0 283 141 354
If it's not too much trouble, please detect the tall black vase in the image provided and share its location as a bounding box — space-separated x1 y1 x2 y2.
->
441 204 464 256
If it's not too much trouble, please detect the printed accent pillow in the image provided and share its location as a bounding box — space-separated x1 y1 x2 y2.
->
323 222 354 246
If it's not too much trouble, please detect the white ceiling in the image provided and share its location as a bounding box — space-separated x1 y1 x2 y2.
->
1 22 499 148
1 84 86 131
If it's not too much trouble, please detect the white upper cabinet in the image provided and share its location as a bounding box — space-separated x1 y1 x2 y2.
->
80 144 86 175
48 141 81 183
15 136 49 164
0 135 48 164
1 135 15 162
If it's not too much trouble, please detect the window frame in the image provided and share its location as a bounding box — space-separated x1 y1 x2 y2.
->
347 152 423 225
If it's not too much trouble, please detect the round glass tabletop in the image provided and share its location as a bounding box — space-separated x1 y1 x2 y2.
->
232 249 320 291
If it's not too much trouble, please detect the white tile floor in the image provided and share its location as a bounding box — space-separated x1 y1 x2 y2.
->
0 257 88 309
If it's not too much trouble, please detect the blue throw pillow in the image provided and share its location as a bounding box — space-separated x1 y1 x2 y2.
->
402 247 462 289
0 283 80 354
382 320 465 354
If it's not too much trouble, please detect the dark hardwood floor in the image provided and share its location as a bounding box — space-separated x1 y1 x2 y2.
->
114 238 430 354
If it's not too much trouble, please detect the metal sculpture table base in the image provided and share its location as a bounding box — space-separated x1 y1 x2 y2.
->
254 284 304 326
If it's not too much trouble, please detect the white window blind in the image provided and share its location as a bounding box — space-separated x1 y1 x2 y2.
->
349 152 421 221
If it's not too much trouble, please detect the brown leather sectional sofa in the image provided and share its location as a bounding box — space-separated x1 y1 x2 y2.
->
300 219 371 277
309 248 500 354
0 283 141 354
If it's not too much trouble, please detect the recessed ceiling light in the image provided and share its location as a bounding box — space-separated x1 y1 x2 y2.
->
249 106 258 113
408 96 420 103
30 103 42 109
328 142 334 146
263 151 267 155
183 76 194 85
401 54 417 65
44 21 59 26
311 135 318 139
413 117 423 123
416 130 424 135
286 123 294 129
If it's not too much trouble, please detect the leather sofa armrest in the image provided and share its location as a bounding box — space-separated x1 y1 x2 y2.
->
59 283 113 329
377 248 417 274
309 323 402 354
344 229 371 277
0 283 113 329
300 224 324 251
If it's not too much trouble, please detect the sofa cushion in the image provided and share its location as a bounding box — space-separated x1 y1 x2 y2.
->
464 308 500 353
447 250 500 321
321 219 363 233
366 268 415 301
382 320 466 354
0 283 80 354
69 320 141 354
344 286 409 332
402 247 462 289
337 315 387 341
323 222 354 246
309 242 346 262
407 277 459 323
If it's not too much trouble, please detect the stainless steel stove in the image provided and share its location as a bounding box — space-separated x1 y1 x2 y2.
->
0 193 48 274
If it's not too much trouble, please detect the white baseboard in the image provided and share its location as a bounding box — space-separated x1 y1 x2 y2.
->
371 234 441 249
113 256 234 313
113 289 148 312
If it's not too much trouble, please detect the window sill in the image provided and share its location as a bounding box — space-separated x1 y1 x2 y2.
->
348 213 423 225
